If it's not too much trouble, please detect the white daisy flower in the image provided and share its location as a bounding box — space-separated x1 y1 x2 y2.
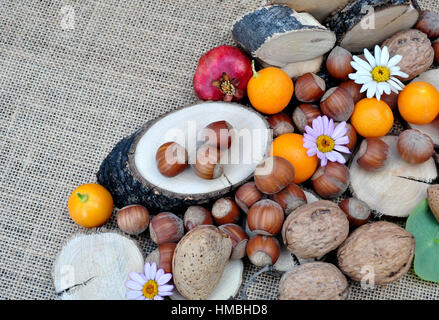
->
349 45 408 101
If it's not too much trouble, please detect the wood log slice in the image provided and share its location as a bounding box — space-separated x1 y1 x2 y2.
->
232 5 336 67
326 0 420 53
259 56 324 79
269 0 353 22
96 101 271 211
349 136 437 218
53 232 144 300
408 69 439 146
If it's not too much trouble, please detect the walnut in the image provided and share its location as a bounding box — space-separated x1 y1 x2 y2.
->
279 262 349 300
337 221 414 285
281 200 349 259
382 29 434 81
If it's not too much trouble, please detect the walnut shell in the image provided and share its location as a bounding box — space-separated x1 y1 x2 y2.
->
337 221 414 285
382 29 434 81
279 262 349 300
281 200 349 259
172 225 233 300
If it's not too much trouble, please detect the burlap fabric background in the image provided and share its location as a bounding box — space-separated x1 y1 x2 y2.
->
1 0 438 300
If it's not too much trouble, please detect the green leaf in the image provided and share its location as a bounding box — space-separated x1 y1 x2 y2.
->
406 199 439 283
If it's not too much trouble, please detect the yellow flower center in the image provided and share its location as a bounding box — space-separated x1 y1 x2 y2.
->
371 66 390 82
142 279 159 299
316 135 335 153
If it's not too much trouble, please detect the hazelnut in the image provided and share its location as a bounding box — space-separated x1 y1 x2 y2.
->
145 243 177 274
156 142 188 177
339 198 371 227
202 120 233 150
247 199 284 236
267 113 295 138
193 144 223 180
246 235 280 267
434 39 439 64
320 87 354 122
254 156 295 195
339 80 365 103
427 184 439 223
183 206 213 231
381 91 398 110
311 162 350 199
294 73 326 103
218 224 249 259
415 11 439 39
211 197 241 225
149 212 184 245
270 183 306 215
397 129 434 164
117 204 150 235
345 123 357 152
235 182 263 214
326 46 354 81
292 104 322 132
357 138 389 171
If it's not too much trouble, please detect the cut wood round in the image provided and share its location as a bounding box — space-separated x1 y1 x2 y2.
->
52 232 144 300
408 69 439 146
169 259 244 300
349 136 437 218
96 101 271 211
326 0 420 53
269 0 352 22
232 5 336 67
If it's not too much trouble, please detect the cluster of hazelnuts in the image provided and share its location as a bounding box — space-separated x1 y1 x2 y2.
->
155 120 233 180
357 129 434 171
265 45 401 140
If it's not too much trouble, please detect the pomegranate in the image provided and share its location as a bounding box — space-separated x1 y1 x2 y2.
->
193 45 252 102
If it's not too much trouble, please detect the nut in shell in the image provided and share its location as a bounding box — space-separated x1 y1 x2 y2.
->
254 156 295 195
145 243 177 274
201 120 233 150
282 200 349 259
311 162 350 199
427 184 439 223
184 206 213 231
279 262 349 300
382 29 434 81
337 221 415 285
326 46 354 81
235 182 263 214
172 225 233 300
267 113 295 138
211 197 241 225
149 212 184 245
292 104 322 133
357 138 389 171
218 224 248 259
320 87 354 122
339 80 365 103
193 144 223 180
270 182 307 215
247 199 284 236
116 204 150 235
246 235 280 267
294 73 326 102
156 142 188 178
339 198 370 227
397 129 434 164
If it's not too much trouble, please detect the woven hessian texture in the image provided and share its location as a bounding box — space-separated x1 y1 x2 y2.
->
0 0 438 300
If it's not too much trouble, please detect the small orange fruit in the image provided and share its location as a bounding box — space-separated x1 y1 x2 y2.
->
68 183 114 228
351 98 394 138
247 62 294 115
270 133 318 184
398 81 439 125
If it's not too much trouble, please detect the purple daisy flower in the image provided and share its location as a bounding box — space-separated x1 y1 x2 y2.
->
125 262 174 300
303 116 351 166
